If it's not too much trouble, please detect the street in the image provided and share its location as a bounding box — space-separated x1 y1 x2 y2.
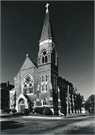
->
1 115 95 134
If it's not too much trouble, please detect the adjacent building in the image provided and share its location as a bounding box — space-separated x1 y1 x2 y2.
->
0 81 14 112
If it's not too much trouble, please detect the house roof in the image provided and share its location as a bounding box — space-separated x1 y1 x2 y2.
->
0 82 14 91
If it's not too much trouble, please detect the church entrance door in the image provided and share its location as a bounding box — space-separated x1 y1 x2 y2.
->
20 104 25 113
19 98 25 113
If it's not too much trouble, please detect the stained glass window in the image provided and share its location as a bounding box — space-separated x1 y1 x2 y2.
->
23 75 34 94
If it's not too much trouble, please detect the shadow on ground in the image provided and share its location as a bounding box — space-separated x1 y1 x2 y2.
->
27 121 69 134
1 121 24 130
64 124 94 134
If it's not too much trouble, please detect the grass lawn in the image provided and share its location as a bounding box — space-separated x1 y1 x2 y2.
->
1 115 94 134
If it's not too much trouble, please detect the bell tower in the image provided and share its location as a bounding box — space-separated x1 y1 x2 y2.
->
37 3 58 114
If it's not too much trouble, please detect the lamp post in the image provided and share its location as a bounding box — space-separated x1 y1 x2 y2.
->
67 85 69 117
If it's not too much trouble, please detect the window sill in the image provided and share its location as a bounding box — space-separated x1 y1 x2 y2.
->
41 91 47 93
26 93 34 95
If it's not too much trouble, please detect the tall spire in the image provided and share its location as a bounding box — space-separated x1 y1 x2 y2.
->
39 3 55 42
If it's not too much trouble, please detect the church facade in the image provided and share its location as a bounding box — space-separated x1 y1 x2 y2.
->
10 4 77 115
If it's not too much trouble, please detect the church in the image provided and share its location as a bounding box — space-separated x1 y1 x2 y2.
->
10 4 77 115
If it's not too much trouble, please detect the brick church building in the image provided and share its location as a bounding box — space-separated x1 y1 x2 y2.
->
10 4 77 115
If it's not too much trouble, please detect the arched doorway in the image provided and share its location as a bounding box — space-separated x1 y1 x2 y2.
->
18 98 25 113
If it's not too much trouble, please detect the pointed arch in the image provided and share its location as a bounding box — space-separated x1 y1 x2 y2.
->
41 98 47 106
21 73 34 95
41 74 48 93
41 50 48 64
46 74 48 82
46 84 47 91
45 55 47 63
42 56 44 63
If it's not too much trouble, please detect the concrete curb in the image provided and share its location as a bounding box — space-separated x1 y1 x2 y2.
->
0 113 90 119
22 115 65 119
0 113 65 119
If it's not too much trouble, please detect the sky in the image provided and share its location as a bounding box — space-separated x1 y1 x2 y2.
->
1 1 94 100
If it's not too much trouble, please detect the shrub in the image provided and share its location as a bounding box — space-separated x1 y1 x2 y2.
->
42 107 53 115
12 112 24 116
11 109 17 113
29 107 33 112
61 107 66 115
3 108 11 113
34 107 43 114
23 109 30 115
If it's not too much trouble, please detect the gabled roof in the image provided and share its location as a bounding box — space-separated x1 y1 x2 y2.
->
20 55 37 71
32 61 37 68
26 94 37 102
39 10 55 42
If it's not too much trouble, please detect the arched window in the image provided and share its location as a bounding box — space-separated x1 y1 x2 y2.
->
42 99 47 106
23 75 34 94
42 56 44 63
42 50 48 64
41 74 48 92
42 75 44 82
43 100 47 105
43 83 45 91
42 84 44 91
45 55 47 63
29 83 33 93
46 74 48 82
46 84 47 91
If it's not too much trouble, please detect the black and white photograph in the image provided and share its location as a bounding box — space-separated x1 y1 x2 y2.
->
0 1 95 134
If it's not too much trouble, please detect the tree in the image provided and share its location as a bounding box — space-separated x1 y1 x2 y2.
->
85 94 95 115
75 93 84 113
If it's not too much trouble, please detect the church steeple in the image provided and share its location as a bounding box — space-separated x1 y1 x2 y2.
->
38 3 58 67
39 3 55 42
38 4 58 115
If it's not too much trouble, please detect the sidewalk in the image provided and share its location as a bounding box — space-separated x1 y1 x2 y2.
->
0 113 11 117
0 112 89 119
22 113 89 120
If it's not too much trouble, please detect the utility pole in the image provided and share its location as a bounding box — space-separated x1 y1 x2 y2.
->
67 85 69 117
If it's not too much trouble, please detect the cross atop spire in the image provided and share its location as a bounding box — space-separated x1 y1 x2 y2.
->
45 3 49 13
26 54 28 57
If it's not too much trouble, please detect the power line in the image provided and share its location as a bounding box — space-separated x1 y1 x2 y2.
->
80 74 94 83
76 79 95 87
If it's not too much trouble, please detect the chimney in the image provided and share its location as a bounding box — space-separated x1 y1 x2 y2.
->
7 81 9 86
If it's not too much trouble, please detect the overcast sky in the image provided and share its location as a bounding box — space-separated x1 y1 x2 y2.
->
1 1 94 100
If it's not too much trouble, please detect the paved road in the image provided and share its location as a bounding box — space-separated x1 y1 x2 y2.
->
1 115 95 134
